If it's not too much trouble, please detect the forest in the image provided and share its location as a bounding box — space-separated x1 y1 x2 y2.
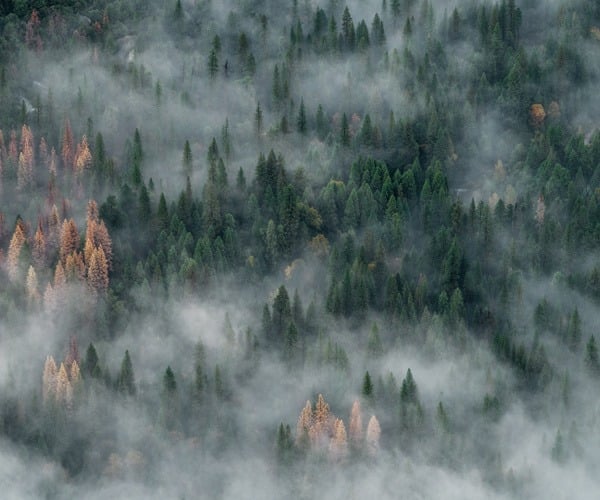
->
0 0 600 498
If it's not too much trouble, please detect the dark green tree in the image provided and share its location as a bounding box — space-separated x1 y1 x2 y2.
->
208 49 219 80
117 350 136 396
182 140 193 177
296 98 307 134
585 336 600 376
362 370 374 402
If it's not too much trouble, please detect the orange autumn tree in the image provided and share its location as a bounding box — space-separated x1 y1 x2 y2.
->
85 201 113 270
59 218 79 263
328 418 348 461
6 221 26 281
17 125 34 190
87 246 109 295
74 135 92 176
61 118 74 170
293 395 381 458
32 222 46 269
530 103 546 128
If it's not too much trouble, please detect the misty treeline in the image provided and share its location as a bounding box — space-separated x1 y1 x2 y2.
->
0 0 600 498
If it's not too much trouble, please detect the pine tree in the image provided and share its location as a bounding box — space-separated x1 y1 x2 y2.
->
276 423 294 464
163 366 177 394
254 102 263 137
567 308 582 351
272 286 292 340
367 322 383 358
193 340 206 405
585 336 600 376
316 104 327 140
83 343 101 379
117 350 136 396
208 49 219 80
340 112 350 146
296 98 307 134
362 371 374 402
182 140 193 177
400 368 418 404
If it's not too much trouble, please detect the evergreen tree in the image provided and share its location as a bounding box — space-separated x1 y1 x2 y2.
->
340 113 350 146
296 98 307 134
83 343 101 379
117 350 136 396
208 49 219 80
182 140 193 177
362 371 374 402
255 102 263 136
585 336 600 376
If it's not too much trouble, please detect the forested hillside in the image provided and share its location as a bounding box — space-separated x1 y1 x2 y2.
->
1 0 600 498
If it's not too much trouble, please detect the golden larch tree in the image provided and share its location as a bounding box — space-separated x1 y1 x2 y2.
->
366 415 381 456
42 355 57 403
296 400 313 445
94 220 113 270
32 223 46 269
59 218 79 263
6 222 26 282
17 125 34 190
8 129 17 164
535 195 545 225
49 147 58 176
530 104 546 128
55 362 73 407
87 246 109 294
74 135 92 175
20 125 34 165
348 399 363 448
47 204 60 252
310 394 331 447
26 265 39 303
65 251 85 281
64 336 79 371
61 118 74 170
87 200 99 225
84 233 95 267
70 360 81 383
39 137 48 167
43 282 56 313
54 260 66 288
328 418 348 461
17 152 32 190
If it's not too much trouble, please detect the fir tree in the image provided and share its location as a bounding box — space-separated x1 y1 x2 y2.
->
117 350 136 396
